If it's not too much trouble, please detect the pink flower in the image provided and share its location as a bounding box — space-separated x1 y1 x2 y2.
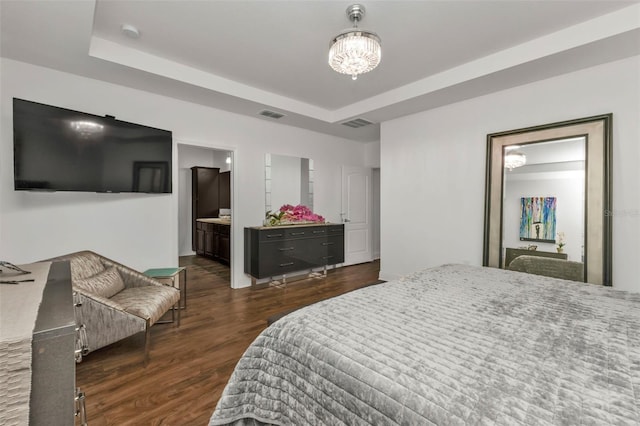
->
276 204 325 223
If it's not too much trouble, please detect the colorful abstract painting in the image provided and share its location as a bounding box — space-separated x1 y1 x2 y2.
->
519 197 557 242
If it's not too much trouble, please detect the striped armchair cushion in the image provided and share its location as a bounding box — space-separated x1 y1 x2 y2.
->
75 266 125 299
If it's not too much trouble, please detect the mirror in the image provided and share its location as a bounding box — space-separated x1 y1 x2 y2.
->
265 153 314 214
483 114 612 286
503 138 586 263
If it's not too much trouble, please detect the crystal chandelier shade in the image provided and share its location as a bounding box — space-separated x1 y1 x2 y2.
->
504 151 527 170
328 5 381 80
329 31 381 80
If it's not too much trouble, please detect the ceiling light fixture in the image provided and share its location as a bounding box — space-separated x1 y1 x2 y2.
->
504 151 527 171
121 24 140 39
328 4 381 81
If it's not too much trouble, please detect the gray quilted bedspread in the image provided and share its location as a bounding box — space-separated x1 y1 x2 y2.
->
210 264 640 425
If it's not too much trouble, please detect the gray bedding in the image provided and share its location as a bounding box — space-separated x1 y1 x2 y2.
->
209 264 640 425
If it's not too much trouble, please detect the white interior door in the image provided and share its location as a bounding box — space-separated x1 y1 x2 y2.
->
341 166 373 266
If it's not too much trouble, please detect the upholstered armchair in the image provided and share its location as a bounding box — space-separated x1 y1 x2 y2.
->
507 255 585 282
47 250 180 362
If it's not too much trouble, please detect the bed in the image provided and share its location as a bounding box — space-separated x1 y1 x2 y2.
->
209 264 640 425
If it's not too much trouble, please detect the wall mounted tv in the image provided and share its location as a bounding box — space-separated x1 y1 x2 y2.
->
13 98 172 193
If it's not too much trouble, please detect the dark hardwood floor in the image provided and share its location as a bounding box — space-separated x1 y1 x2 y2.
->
75 256 380 425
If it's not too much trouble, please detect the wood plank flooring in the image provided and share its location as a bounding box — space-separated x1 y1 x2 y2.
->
75 256 380 425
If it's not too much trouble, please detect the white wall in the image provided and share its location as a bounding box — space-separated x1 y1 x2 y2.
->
0 58 369 288
364 140 381 168
380 55 640 292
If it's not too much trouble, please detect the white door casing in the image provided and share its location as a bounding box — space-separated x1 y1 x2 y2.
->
341 166 373 266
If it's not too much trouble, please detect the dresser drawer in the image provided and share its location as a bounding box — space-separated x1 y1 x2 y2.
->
324 235 345 264
301 235 344 266
258 229 287 242
285 227 312 239
308 227 328 236
260 226 327 241
257 239 313 276
326 224 344 236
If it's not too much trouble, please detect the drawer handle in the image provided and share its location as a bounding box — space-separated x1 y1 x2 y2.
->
322 242 335 246
266 233 283 238
322 256 334 259
290 232 305 236
279 262 294 267
313 230 325 234
279 247 295 251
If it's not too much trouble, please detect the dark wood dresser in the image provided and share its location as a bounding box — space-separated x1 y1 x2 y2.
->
244 224 344 281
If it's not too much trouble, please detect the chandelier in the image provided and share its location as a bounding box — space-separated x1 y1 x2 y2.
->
504 151 527 171
328 4 381 80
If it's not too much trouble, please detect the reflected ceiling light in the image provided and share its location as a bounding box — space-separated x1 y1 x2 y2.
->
504 151 527 171
328 4 381 81
225 155 231 164
70 120 104 136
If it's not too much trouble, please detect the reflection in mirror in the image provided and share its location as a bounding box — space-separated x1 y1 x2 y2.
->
483 114 612 286
502 138 586 266
265 153 314 214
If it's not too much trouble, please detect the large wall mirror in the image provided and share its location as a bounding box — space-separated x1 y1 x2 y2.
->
265 153 314 214
483 114 612 286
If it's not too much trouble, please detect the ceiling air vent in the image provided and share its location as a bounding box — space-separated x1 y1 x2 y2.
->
258 110 286 119
341 118 374 128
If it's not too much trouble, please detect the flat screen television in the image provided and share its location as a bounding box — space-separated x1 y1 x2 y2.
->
13 98 172 193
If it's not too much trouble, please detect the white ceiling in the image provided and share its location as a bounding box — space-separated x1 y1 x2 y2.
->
1 1 639 142
508 137 585 171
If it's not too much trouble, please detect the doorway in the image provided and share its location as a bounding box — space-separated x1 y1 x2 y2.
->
340 166 381 266
177 143 233 286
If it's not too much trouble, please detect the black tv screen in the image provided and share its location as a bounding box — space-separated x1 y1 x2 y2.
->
13 98 172 193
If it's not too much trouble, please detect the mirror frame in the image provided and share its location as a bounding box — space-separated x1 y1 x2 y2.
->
483 114 612 286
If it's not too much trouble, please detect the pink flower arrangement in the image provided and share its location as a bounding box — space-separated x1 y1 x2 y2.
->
280 204 325 223
265 204 325 226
